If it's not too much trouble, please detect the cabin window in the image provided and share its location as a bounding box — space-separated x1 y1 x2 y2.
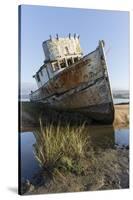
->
74 57 78 63
67 58 73 66
60 59 66 68
52 62 59 71
65 46 69 54
36 73 40 82
40 70 43 76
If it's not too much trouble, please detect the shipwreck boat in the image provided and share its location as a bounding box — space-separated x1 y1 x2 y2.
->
29 34 114 124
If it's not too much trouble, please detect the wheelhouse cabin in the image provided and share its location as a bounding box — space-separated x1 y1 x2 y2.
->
33 34 83 88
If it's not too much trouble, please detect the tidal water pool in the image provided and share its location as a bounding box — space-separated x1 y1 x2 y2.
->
20 127 129 181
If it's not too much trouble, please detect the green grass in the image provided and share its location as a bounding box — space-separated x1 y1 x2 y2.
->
33 119 89 175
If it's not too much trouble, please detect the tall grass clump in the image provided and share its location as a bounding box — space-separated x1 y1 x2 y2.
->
33 119 89 174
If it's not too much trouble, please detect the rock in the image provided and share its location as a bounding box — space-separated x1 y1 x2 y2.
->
20 179 35 194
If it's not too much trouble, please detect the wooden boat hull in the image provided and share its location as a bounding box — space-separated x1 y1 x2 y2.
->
30 41 114 124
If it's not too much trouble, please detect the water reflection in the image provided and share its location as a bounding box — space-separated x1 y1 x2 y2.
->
20 126 129 181
85 126 115 149
20 132 41 181
115 128 129 147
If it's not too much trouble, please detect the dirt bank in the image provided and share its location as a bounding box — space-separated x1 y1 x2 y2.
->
21 148 129 195
114 104 129 128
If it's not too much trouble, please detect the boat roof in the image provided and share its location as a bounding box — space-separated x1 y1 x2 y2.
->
33 64 46 77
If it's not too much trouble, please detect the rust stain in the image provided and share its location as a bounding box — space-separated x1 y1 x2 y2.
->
41 58 96 98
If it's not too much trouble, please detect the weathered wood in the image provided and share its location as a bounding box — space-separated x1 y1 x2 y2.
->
30 39 114 124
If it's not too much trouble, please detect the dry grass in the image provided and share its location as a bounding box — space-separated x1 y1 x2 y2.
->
114 105 129 128
33 119 89 174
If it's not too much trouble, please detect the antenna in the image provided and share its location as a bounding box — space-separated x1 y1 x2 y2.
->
56 34 59 40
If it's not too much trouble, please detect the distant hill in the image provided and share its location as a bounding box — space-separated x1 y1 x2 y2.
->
112 90 129 99
20 82 37 99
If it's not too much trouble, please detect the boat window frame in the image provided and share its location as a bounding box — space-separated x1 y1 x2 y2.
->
52 62 60 72
74 57 79 63
60 58 66 68
67 57 73 66
40 70 43 76
36 73 40 82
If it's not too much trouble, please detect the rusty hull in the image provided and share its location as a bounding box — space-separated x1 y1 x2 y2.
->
30 42 114 124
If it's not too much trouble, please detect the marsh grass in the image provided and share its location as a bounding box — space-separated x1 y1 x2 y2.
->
33 119 89 176
114 112 129 128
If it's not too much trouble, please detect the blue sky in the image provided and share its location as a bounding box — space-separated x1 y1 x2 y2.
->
20 5 129 90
